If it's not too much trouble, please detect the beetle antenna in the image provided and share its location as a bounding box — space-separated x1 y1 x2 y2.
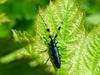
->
39 13 48 28
39 13 52 39
54 26 61 40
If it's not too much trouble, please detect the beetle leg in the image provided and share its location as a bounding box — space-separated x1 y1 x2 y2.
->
44 57 50 64
39 49 48 53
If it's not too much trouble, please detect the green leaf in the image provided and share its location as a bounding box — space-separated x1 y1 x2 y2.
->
0 13 12 38
0 0 100 75
0 0 50 20
86 14 100 25
0 24 11 38
81 26 100 75
34 0 100 74
35 0 85 74
0 0 36 20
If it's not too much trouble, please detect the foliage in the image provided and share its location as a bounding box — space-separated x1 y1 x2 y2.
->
80 0 100 32
0 0 50 38
0 0 100 75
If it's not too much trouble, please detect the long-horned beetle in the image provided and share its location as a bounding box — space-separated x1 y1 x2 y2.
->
39 14 61 68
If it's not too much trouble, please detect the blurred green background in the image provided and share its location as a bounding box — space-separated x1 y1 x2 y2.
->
0 0 55 75
80 0 100 32
0 0 100 75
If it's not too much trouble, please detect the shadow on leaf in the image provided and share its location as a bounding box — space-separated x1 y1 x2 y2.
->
0 38 29 57
0 57 54 75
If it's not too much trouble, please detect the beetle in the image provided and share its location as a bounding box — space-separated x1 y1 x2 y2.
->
48 27 61 68
39 14 61 68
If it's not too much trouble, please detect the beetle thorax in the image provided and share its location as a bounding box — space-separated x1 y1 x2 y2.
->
51 40 56 47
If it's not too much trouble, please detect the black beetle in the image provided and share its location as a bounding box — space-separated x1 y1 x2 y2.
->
49 36 61 68
39 14 61 68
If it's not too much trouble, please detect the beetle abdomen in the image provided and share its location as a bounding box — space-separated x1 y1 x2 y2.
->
52 47 61 68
